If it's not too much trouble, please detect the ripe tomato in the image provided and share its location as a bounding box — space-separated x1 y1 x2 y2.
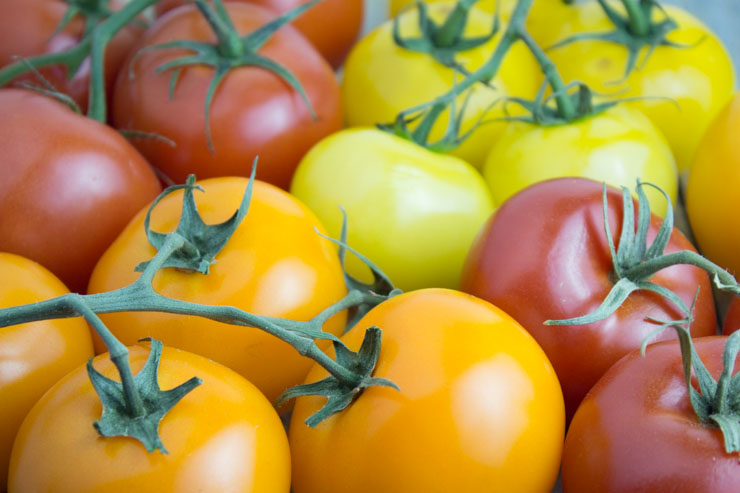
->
687 92 740 277
483 104 678 217
289 289 564 492
562 336 740 491
8 343 291 492
342 1 540 169
0 89 161 293
88 176 347 403
290 128 495 291
722 297 740 335
0 252 94 488
461 178 717 420
0 0 142 113
543 2 735 171
155 0 363 68
112 3 342 189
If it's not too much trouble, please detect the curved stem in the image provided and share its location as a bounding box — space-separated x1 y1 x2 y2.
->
0 44 89 88
621 0 650 37
622 250 738 288
432 0 475 47
194 0 244 59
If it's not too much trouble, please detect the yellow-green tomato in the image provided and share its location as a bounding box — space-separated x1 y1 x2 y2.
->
343 1 540 168
544 2 735 171
290 128 495 291
483 105 678 216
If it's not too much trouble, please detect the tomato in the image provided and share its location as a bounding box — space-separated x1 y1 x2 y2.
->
87 176 347 403
461 178 717 420
0 252 93 488
483 104 678 217
289 288 564 492
155 0 363 68
687 92 740 277
722 296 740 335
0 0 142 113
543 1 736 171
112 3 342 189
562 336 740 491
0 89 161 293
342 1 540 169
8 343 291 492
290 128 495 291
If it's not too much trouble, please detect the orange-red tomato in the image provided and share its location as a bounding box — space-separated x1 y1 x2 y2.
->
88 177 347 403
8 344 291 492
0 252 94 487
290 289 564 492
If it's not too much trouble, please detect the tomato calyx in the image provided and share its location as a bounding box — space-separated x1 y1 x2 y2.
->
129 0 319 153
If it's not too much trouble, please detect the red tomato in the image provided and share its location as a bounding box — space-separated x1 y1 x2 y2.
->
562 336 740 491
155 0 363 68
0 89 161 293
723 297 740 335
112 3 342 189
0 0 142 112
461 178 717 420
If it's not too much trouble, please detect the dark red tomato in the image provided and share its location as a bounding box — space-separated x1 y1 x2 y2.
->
723 297 740 335
461 177 717 421
0 0 142 113
0 89 161 293
155 0 363 68
562 336 740 491
113 3 342 189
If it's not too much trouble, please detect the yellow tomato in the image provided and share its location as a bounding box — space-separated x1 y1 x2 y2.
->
483 104 678 216
290 128 495 291
344 1 540 168
544 2 735 171
289 289 564 492
87 177 347 404
0 252 93 488
9 344 291 492
687 92 740 277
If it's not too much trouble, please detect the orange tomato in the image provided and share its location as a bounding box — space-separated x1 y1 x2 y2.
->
87 177 347 403
8 344 291 492
0 252 93 487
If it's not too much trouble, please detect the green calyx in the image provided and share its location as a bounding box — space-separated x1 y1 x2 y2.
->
393 0 500 76
130 0 319 153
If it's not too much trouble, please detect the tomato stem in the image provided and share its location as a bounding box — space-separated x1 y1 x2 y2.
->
620 0 650 37
195 0 244 59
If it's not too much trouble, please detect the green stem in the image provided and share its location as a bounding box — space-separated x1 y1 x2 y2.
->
621 0 650 37
622 250 738 288
0 44 89 87
194 0 244 59
432 0 476 47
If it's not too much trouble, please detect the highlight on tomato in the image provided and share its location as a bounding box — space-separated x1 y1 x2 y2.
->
289 288 564 493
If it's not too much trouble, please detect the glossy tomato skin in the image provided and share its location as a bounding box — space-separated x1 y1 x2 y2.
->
290 128 495 292
0 253 94 488
461 178 716 421
544 2 735 172
87 177 347 404
342 1 540 169
0 89 162 293
113 3 342 190
155 0 363 68
8 344 291 492
483 104 678 217
687 92 740 278
722 297 740 335
562 337 740 492
290 289 564 493
0 0 142 113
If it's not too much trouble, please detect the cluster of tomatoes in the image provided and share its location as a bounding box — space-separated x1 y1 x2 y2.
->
1 0 740 491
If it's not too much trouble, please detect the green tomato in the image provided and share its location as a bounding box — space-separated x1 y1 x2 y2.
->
483 105 678 216
290 128 495 291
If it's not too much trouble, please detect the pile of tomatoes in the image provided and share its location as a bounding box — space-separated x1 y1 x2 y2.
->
1 0 740 491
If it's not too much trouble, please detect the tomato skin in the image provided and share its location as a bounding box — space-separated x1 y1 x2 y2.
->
155 0 363 68
483 104 678 217
87 177 347 404
342 2 540 169
290 289 564 493
0 0 142 113
543 2 735 172
722 297 740 335
8 344 291 492
0 253 94 488
113 3 342 190
0 89 162 293
461 178 717 421
562 337 740 492
687 92 740 278
290 128 495 291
